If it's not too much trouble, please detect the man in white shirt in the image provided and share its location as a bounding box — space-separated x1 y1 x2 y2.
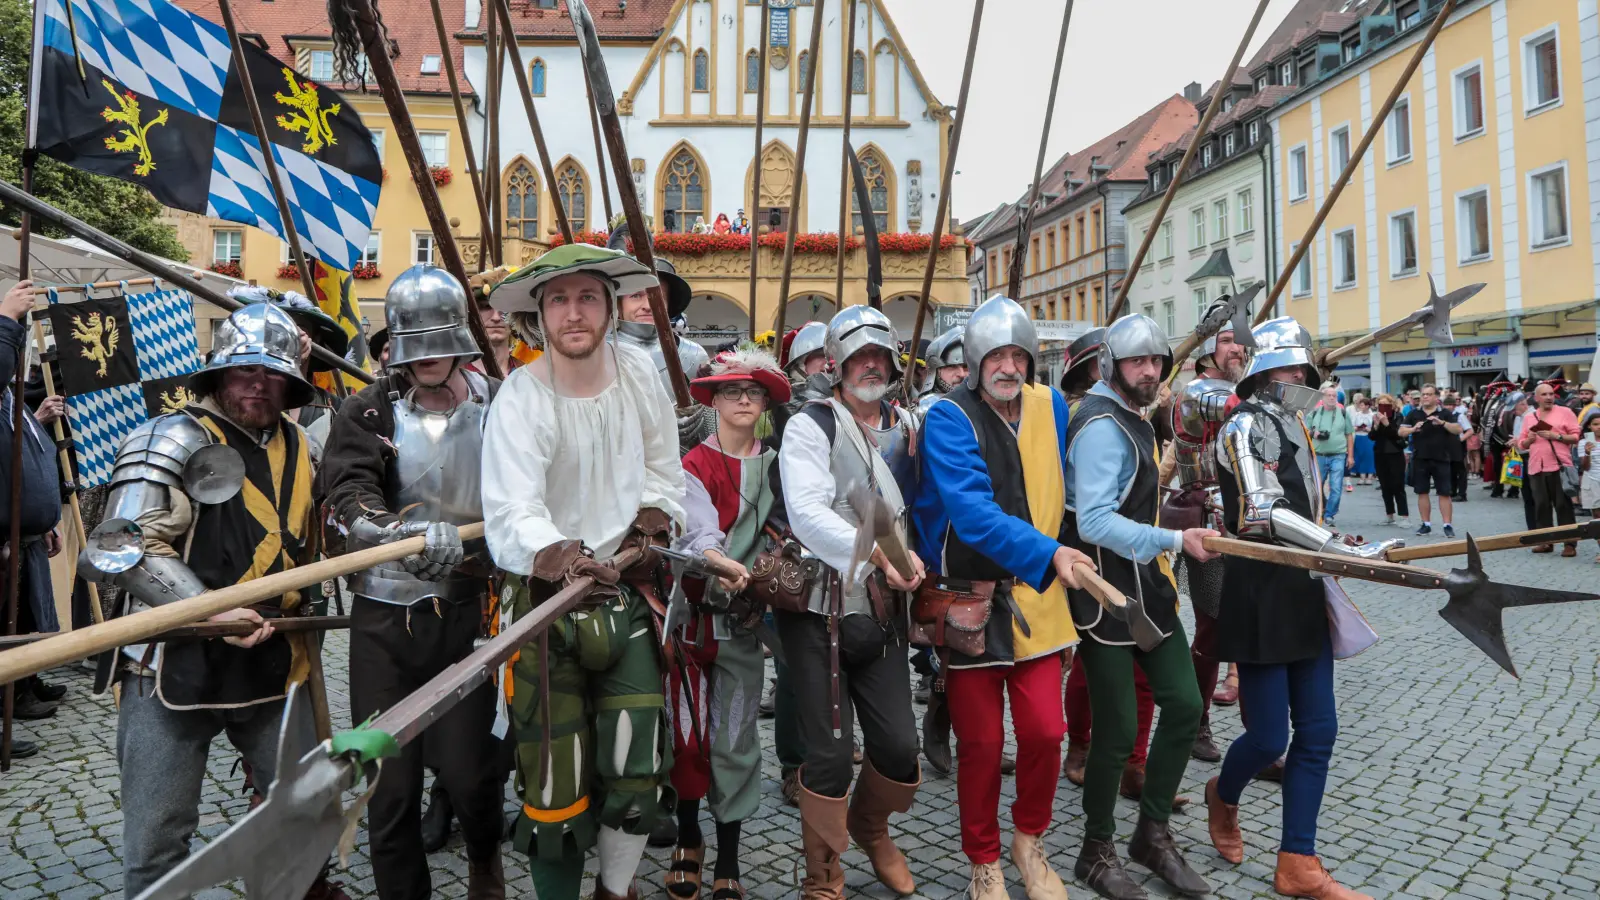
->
778 305 927 900
482 244 687 900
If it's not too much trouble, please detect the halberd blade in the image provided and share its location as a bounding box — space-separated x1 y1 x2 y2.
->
1436 535 1600 678
1419 274 1485 345
135 685 354 900
1225 283 1263 351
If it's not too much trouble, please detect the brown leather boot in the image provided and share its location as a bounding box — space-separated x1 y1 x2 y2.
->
466 850 506 900
1273 852 1372 900
797 776 850 900
593 879 641 900
1126 814 1209 896
846 761 919 896
1205 777 1243 864
1062 739 1089 785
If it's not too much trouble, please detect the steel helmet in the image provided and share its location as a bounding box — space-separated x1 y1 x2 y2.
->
1097 314 1173 384
926 328 966 370
384 265 480 368
192 303 315 408
962 295 1037 390
1196 297 1239 373
785 321 829 376
1235 316 1324 400
824 305 900 383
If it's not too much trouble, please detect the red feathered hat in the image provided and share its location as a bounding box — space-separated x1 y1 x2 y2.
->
690 347 792 406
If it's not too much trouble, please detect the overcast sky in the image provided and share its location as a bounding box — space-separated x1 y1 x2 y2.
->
878 0 1305 224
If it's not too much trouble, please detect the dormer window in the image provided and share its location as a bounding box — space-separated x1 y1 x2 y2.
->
307 48 334 81
1222 95 1234 112
1280 61 1293 85
1247 120 1260 145
1201 144 1212 166
1255 74 1267 90
1223 132 1235 155
421 54 441 75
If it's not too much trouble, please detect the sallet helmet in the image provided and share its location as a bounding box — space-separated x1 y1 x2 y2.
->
1097 314 1173 384
192 302 316 409
824 306 901 385
384 265 480 368
785 321 829 376
925 328 966 370
961 295 1037 390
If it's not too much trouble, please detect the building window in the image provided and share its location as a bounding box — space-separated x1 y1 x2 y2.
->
361 232 381 266
506 162 540 240
1523 29 1560 113
1454 64 1484 138
851 50 867 94
745 50 760 92
662 149 705 234
797 51 810 89
1189 207 1206 250
418 131 448 168
421 54 442 75
368 127 385 163
531 59 547 96
1298 59 1315 85
1387 97 1411 163
1076 215 1086 256
1398 1 1420 29
1280 61 1293 85
1247 120 1260 145
1389 211 1418 276
212 229 242 264
1237 188 1253 233
1457 188 1491 262
1151 169 1162 191
851 148 890 233
1341 38 1361 63
1159 221 1173 260
1332 228 1356 289
1292 243 1311 296
307 49 334 81
1201 144 1212 167
1046 229 1057 267
1330 125 1350 173
1255 74 1267 90
1528 163 1569 248
1289 145 1308 201
1091 284 1102 322
1091 208 1101 248
1030 237 1040 274
1142 305 1154 321
1213 199 1228 242
692 50 709 92
1193 287 1207 322
414 232 434 265
1162 300 1175 335
558 163 588 231
1223 132 1235 156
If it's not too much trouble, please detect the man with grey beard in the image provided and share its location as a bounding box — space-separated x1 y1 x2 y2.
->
779 305 927 900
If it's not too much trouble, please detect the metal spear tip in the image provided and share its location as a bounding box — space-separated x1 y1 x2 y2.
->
1419 273 1485 346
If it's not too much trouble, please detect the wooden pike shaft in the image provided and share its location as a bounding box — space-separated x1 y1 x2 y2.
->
3 151 34 776
1073 563 1126 612
0 524 485 686
215 0 320 304
900 0 984 407
1386 524 1597 562
580 63 615 227
427 0 496 262
1006 0 1075 302
746 0 770 340
1201 535 1449 590
350 0 502 378
490 0 574 245
772 0 828 341
0 616 350 649
1107 0 1271 323
1256 0 1458 327
835 0 859 309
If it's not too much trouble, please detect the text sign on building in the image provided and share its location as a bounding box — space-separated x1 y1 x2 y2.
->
1034 321 1093 343
770 9 790 47
933 306 975 335
1449 344 1501 372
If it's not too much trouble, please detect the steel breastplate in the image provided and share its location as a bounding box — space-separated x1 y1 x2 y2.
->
1174 434 1217 487
348 374 488 606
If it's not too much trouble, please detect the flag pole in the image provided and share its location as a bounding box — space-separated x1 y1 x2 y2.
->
772 0 827 341
336 0 501 377
213 0 322 307
900 0 985 408
3 0 49 773
745 0 770 341
488 0 575 244
834 0 859 310
427 0 495 269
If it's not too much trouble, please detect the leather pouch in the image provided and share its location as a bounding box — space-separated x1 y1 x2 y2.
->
910 577 994 658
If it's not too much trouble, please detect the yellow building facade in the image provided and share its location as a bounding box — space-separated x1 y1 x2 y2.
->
1268 0 1596 394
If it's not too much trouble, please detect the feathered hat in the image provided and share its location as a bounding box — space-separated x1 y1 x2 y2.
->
690 346 792 406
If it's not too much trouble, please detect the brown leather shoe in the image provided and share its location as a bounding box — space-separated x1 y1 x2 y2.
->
1532 544 1554 554
1205 777 1243 864
593 880 641 900
797 773 850 900
847 760 919 896
1255 758 1285 783
1191 720 1222 763
1562 543 1578 558
466 851 506 900
1273 851 1372 900
1062 739 1089 786
1119 762 1145 800
1126 814 1209 896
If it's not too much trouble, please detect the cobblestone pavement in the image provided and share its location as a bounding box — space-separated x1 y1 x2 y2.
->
3 479 1599 899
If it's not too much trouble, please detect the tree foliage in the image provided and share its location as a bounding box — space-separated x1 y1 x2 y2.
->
0 0 189 261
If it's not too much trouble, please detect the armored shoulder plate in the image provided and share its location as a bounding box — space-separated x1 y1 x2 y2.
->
109 414 212 490
1177 377 1236 439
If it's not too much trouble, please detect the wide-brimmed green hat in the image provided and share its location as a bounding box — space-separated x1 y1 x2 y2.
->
489 244 658 315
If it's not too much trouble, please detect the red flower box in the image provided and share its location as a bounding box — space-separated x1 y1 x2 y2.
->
209 261 243 278
547 230 612 248
430 166 452 187
352 263 382 279
275 263 300 280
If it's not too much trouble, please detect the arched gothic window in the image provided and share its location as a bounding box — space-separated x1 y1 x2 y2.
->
557 162 587 232
662 148 705 233
851 149 890 233
851 50 867 94
531 59 546 96
745 49 760 92
505 162 540 239
796 51 810 90
692 49 709 92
